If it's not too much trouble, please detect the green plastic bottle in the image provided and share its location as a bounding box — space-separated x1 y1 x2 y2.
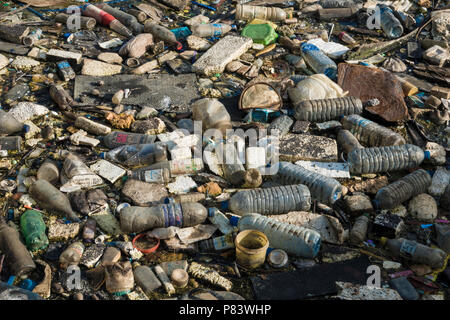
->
20 210 49 251
241 23 278 45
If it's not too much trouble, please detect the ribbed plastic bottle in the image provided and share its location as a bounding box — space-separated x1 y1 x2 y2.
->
428 167 449 198
268 115 293 136
20 210 49 252
337 129 363 154
127 168 170 183
120 202 208 233
228 185 311 216
191 23 232 38
36 159 60 185
274 161 343 205
96 3 143 35
233 213 321 258
379 5 403 39
99 143 167 167
198 232 237 253
144 22 182 50
235 4 287 22
349 213 369 244
341 114 405 147
300 43 337 79
0 110 26 136
293 97 363 122
208 208 235 235
100 131 157 149
381 237 446 269
373 169 431 209
347 144 426 175
59 241 85 269
81 4 132 37
142 158 204 175
192 98 232 135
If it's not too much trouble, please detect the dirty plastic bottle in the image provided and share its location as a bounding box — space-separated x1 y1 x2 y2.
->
208 208 235 235
191 23 232 38
300 43 337 79
379 5 403 39
435 224 450 254
59 241 85 269
173 193 206 203
192 98 232 135
99 143 167 167
293 97 363 122
29 179 80 222
100 131 157 149
55 13 97 30
127 168 170 183
268 115 293 136
120 202 208 233
233 213 321 258
220 142 245 185
22 28 42 47
144 22 182 50
198 232 237 253
228 185 311 216
320 0 358 8
348 144 426 175
428 167 449 198
0 217 36 276
0 110 26 136
338 31 356 44
341 114 405 147
337 129 363 154
141 158 204 175
373 169 431 209
36 159 60 185
96 3 143 35
235 4 287 22
132 262 162 295
275 161 343 205
381 237 446 269
349 213 369 244
81 4 132 37
20 210 49 252
82 218 96 243
0 282 43 300
0 136 22 151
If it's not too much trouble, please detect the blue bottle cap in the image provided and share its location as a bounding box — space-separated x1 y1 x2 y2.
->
22 124 30 133
208 207 216 217
19 279 36 291
300 42 319 52
164 197 175 204
99 152 105 159
423 150 431 160
220 201 229 210
229 215 240 227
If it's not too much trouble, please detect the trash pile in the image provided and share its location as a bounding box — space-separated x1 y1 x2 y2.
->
0 0 449 301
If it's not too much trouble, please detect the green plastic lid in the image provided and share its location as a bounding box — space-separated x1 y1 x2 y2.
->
241 24 278 46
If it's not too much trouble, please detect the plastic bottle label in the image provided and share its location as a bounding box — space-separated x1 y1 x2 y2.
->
213 235 234 250
144 169 164 183
399 240 417 258
162 204 183 228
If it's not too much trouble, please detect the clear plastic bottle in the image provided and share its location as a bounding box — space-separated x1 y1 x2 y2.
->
373 169 431 209
143 158 204 175
99 143 167 167
0 110 25 136
191 23 232 38
220 142 245 185
235 4 287 22
379 5 403 39
232 213 321 258
198 232 237 252
268 115 293 136
341 114 405 147
192 98 232 135
300 43 337 79
428 167 449 198
208 208 235 235
59 241 85 269
320 0 359 8
0 136 22 151
228 185 311 216
347 144 426 175
337 129 363 154
293 97 363 122
20 210 48 252
127 168 170 183
274 161 343 205
101 131 157 149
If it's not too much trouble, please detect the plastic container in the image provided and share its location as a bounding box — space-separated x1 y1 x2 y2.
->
428 167 449 198
234 213 321 258
267 249 288 268
275 161 343 205
20 210 48 252
337 129 363 154
221 142 246 185
192 98 232 134
235 4 287 22
341 114 406 147
379 5 403 39
235 230 269 268
241 23 277 45
22 28 42 47
101 131 157 148
228 185 311 216
300 43 337 79
373 169 431 209
268 115 293 136
191 23 232 38
293 97 363 122
348 144 426 175
0 110 25 136
208 208 235 235
0 136 22 151
59 241 85 269
99 143 167 167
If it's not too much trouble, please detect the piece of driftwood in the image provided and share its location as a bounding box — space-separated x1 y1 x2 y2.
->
412 63 450 87
0 24 29 44
0 40 30 55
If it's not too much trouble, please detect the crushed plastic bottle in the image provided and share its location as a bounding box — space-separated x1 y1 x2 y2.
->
191 24 232 38
99 143 167 167
428 167 449 198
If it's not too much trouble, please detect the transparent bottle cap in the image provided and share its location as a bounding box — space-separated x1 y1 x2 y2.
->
116 202 130 214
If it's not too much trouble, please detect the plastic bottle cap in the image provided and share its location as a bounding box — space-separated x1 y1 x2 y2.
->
379 237 388 247
267 249 288 268
99 152 105 159
164 197 175 204
170 269 189 288
208 207 216 217
22 124 30 133
424 150 431 160
116 202 130 214
229 215 240 227
220 201 229 210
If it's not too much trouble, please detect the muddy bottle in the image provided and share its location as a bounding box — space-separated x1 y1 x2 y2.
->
381 237 446 269
220 143 245 185
428 167 449 198
22 28 42 47
338 31 356 44
55 13 97 30
275 161 343 205
232 213 321 258
132 262 162 295
348 144 426 175
49 84 74 111
36 159 60 185
96 3 143 35
191 23 232 38
0 136 22 151
293 97 363 122
59 241 85 269
0 217 36 276
349 213 369 244
0 282 44 300
235 4 287 22
99 143 167 167
379 5 403 39
341 114 405 147
192 98 232 135
81 4 132 37
208 208 235 235
337 129 363 154
320 0 359 8
82 219 96 243
120 202 208 233
300 42 337 79
373 169 431 209
198 232 237 253
20 210 48 252
29 179 80 222
100 131 157 149
268 115 293 136
144 22 182 50
127 168 170 183
227 185 311 216
0 110 26 136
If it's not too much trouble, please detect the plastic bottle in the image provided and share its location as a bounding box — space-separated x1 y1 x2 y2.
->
428 167 449 198
138 158 204 175
347 144 426 175
220 142 245 185
99 143 167 167
227 185 311 216
20 210 48 252
337 129 363 154
120 202 208 233
293 97 363 122
192 98 232 135
300 43 337 79
232 213 321 258
82 218 96 243
373 169 431 209
100 131 157 149
0 110 26 136
381 237 446 269
144 22 182 50
22 28 42 47
341 114 406 147
173 193 206 203
320 0 358 8
132 262 162 295
0 217 36 276
208 208 235 235
235 4 287 22
127 168 170 183
274 161 343 205
0 136 22 151
338 31 356 44
349 213 369 244
36 159 60 185
29 179 80 222
55 13 96 30
96 3 143 35
191 23 232 38
59 242 85 269
379 5 403 39
268 115 293 136
81 4 132 37
0 282 43 300
198 232 237 253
